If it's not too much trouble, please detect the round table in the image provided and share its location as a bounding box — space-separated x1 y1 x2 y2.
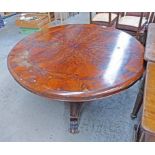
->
7 24 144 133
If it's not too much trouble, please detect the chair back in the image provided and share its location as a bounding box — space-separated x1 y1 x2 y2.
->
148 12 155 23
90 12 118 27
115 12 150 40
125 12 150 19
116 12 150 29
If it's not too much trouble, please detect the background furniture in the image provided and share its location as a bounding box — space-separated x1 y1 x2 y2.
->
132 24 155 142
144 23 155 62
1 12 17 19
148 12 155 23
0 14 4 28
15 12 54 35
135 62 155 142
54 12 79 24
8 24 144 134
90 12 118 27
116 12 150 40
131 23 155 119
16 13 50 29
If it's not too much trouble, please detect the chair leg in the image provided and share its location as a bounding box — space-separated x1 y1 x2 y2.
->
139 132 145 142
133 123 141 142
131 73 146 119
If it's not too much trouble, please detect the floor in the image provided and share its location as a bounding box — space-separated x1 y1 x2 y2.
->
0 12 139 141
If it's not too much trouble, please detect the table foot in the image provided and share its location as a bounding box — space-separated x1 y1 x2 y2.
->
70 118 79 134
131 113 137 119
69 102 83 134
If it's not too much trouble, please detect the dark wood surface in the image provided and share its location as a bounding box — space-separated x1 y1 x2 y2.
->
145 23 155 62
8 24 144 102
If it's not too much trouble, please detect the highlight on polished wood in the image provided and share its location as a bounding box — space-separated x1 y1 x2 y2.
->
7 24 144 102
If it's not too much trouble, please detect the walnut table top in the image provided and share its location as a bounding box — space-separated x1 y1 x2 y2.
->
8 24 144 102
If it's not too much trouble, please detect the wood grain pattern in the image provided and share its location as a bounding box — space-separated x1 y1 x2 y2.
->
7 24 144 102
142 62 155 134
145 23 155 62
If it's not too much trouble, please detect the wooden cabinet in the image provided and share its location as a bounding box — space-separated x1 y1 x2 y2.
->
15 12 54 29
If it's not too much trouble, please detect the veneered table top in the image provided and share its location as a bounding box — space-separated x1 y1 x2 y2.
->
8 24 144 102
145 23 155 62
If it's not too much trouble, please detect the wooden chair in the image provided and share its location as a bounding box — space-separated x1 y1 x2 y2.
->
131 23 155 119
115 12 150 39
134 62 155 142
139 12 155 45
153 15 155 23
90 12 118 27
148 12 155 23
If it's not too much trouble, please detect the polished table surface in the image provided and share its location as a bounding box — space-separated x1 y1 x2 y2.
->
145 23 155 62
8 24 144 101
8 24 144 133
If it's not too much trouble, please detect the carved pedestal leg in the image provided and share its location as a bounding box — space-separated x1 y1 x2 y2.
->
70 102 83 134
131 73 146 119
